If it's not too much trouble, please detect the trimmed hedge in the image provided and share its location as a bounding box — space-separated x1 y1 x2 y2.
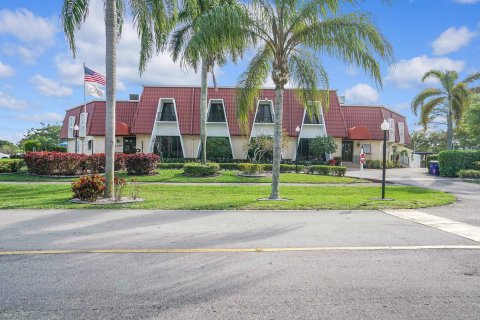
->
438 150 480 177
239 163 264 174
24 152 88 176
158 162 185 169
125 153 160 175
308 165 347 176
426 155 438 162
458 169 480 179
183 162 220 176
0 159 24 173
85 153 127 172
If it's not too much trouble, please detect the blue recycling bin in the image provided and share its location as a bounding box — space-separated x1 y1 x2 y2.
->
429 161 440 176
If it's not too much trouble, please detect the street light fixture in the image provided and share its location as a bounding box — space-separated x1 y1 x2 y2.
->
380 119 390 199
73 124 79 154
295 126 300 173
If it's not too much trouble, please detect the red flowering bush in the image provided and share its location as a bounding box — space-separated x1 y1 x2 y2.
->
125 153 160 175
84 153 127 173
71 174 105 201
24 152 87 176
114 153 127 171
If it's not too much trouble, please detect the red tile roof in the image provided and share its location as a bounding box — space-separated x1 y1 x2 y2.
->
60 101 138 139
348 126 372 140
131 86 348 137
342 105 411 143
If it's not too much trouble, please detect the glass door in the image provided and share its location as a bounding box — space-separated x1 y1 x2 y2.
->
342 141 353 162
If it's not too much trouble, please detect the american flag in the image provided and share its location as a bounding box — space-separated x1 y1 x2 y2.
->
84 66 106 86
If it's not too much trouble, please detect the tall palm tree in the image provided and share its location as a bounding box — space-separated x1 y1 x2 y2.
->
411 70 480 150
217 0 393 199
169 0 246 163
61 0 175 197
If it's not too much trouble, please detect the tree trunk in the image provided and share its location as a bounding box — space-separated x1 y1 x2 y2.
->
446 99 453 150
200 58 208 164
104 0 117 198
270 87 284 200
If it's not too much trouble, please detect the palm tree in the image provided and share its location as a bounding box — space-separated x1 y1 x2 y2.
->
411 70 480 150
61 0 175 197
218 0 393 199
169 0 246 163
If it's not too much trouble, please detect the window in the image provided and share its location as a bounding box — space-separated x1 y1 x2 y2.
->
153 136 183 158
398 122 405 144
88 140 94 151
208 103 226 122
255 103 273 123
361 144 371 154
388 118 395 142
157 102 176 121
303 112 323 124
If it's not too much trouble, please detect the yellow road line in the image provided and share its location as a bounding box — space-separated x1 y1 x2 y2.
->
1 245 480 255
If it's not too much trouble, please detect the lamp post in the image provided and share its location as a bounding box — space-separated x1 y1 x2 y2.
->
380 119 390 199
295 126 300 173
73 124 79 154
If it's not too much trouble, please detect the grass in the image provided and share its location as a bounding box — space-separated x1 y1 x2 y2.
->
0 169 366 184
0 184 455 210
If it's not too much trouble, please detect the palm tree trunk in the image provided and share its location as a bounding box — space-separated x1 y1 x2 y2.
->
200 57 208 164
270 86 284 200
104 0 117 198
446 108 454 150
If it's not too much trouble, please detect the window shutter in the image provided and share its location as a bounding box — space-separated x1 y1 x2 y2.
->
398 122 405 144
388 118 395 142
68 116 75 139
79 113 88 137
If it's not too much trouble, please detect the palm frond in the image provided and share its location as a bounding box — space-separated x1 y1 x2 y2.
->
421 69 445 83
411 88 443 115
235 44 273 131
462 72 480 85
61 0 90 57
419 97 446 129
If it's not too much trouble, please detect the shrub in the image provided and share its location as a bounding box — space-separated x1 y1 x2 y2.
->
114 153 127 171
0 159 24 173
87 153 105 173
426 155 438 162
9 154 24 159
438 150 480 177
473 161 480 170
308 165 346 176
458 169 480 179
183 162 220 176
23 140 41 152
24 152 87 176
71 174 105 201
238 163 264 174
309 136 338 159
219 163 240 171
51 146 67 152
157 162 185 169
114 177 127 200
206 137 233 160
125 153 160 175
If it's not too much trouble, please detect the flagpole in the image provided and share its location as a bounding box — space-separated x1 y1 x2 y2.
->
82 62 87 154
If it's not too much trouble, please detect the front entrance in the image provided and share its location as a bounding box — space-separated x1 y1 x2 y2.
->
341 141 353 162
123 137 137 154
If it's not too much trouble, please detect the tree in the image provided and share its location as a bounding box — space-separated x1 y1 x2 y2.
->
309 136 337 159
62 0 175 198
246 131 289 163
222 0 393 199
0 140 21 155
408 130 447 154
19 123 62 151
169 0 246 163
456 93 480 150
411 70 480 150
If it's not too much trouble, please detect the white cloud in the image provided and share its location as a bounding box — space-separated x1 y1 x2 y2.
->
15 112 63 123
385 55 465 88
0 91 27 110
0 9 57 63
56 0 200 89
432 26 477 55
0 61 14 77
344 83 379 104
31 74 73 97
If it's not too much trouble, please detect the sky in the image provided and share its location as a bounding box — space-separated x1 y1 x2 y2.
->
0 0 479 143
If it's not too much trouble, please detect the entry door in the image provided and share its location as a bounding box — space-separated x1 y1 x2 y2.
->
123 137 137 154
342 141 353 162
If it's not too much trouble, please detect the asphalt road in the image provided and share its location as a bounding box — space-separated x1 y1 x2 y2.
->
1 207 480 319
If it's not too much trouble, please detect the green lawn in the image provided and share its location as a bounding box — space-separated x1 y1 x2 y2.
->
0 184 455 210
0 169 366 184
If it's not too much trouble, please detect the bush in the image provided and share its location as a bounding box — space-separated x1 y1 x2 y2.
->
0 159 24 173
426 155 438 162
308 165 347 176
157 162 185 169
438 150 480 177
206 137 233 160
51 146 67 152
114 153 127 171
9 154 24 159
23 140 41 152
183 162 220 176
309 136 338 159
458 169 480 179
219 163 240 171
238 163 264 174
125 153 160 175
71 174 105 201
473 161 480 170
24 152 87 176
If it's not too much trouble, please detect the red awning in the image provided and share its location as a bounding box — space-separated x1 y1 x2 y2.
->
348 126 371 140
116 121 130 136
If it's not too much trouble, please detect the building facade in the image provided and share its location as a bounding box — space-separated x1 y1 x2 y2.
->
60 86 411 163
